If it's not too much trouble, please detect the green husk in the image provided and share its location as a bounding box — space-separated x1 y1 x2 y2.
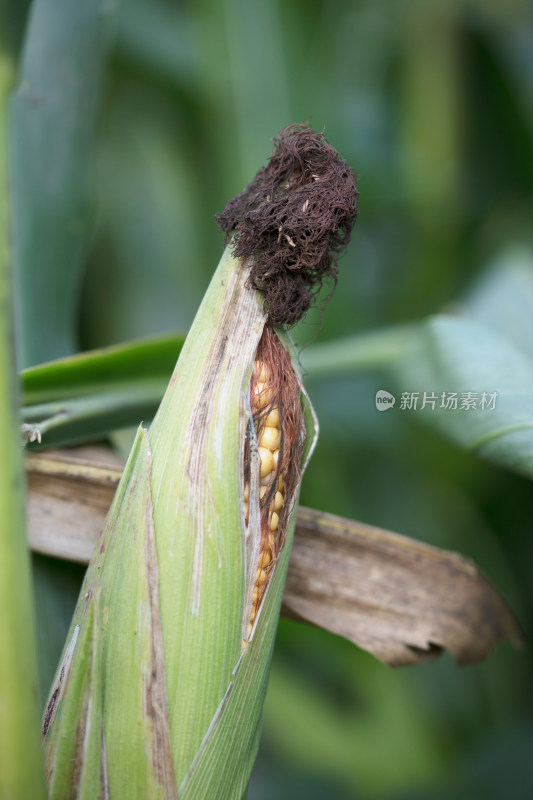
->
44 428 176 798
42 247 318 798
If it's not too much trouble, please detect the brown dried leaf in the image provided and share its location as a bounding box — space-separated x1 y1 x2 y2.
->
285 507 524 666
26 446 123 564
26 448 523 667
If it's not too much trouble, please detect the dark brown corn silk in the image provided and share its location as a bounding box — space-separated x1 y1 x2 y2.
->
217 124 359 326
244 328 305 631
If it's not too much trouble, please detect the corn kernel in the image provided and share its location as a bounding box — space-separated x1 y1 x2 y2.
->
277 474 284 490
253 382 273 407
265 407 280 427
258 447 274 477
259 426 280 451
254 360 272 383
246 356 288 644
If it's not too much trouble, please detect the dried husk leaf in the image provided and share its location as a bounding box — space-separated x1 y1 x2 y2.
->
28 449 522 669
284 508 523 666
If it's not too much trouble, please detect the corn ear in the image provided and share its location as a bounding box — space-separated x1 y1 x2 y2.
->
43 123 356 798
42 246 318 798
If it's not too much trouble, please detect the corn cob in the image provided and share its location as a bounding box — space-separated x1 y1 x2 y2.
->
246 361 284 637
240 324 307 643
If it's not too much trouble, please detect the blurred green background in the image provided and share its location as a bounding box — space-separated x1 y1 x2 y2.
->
8 0 533 797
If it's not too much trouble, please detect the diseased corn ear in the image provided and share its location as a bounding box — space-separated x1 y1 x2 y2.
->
42 247 318 799
42 123 354 799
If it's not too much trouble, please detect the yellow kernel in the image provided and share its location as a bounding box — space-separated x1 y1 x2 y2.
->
243 482 250 502
252 587 259 603
254 360 271 383
277 474 284 490
273 491 283 511
265 407 280 427
259 485 268 500
250 606 256 621
259 447 274 477
259 426 280 451
270 512 279 532
272 449 279 469
260 550 271 568
257 569 267 585
252 381 264 404
253 382 273 408
268 533 275 550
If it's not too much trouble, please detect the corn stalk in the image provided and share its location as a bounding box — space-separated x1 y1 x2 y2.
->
0 8 47 796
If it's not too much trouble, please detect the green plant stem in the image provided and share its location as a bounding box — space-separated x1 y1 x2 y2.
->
301 323 416 378
0 29 47 800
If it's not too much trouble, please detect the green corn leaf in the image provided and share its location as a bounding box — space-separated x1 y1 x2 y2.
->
464 247 533 360
22 333 185 406
300 323 416 378
396 315 533 479
21 333 185 448
10 0 112 367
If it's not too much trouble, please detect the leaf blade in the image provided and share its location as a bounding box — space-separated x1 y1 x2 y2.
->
21 333 185 447
396 315 533 479
10 0 112 366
